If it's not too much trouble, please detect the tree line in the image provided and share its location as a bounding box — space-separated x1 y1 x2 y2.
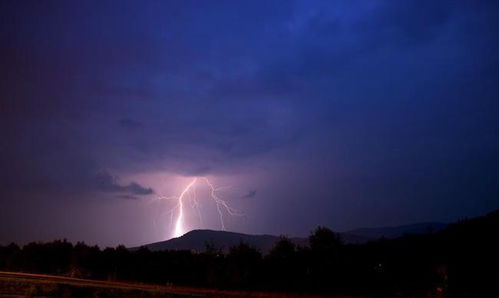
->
1 210 498 297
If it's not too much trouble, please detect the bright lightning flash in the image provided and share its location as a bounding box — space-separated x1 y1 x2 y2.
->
173 178 198 238
165 177 241 238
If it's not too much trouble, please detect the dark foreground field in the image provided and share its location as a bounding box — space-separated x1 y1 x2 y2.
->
0 271 354 298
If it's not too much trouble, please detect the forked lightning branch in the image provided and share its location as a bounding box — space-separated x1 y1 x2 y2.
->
158 177 242 238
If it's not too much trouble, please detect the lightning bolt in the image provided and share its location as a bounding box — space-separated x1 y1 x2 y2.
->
165 177 242 238
203 177 241 231
173 178 198 238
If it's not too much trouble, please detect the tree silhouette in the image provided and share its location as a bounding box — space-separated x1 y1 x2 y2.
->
309 226 342 253
0 210 498 296
225 242 262 288
265 236 299 290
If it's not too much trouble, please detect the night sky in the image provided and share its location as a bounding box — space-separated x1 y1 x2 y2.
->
1 0 499 247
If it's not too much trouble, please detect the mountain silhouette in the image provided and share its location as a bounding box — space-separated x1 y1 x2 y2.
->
345 222 447 239
134 222 447 253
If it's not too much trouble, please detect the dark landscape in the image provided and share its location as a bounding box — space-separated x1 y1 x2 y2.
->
1 211 498 297
2 0 499 297
137 222 448 253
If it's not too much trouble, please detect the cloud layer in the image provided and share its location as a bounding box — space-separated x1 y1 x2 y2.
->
1 0 499 246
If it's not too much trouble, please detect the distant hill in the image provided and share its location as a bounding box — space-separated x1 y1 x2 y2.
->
134 222 447 253
137 230 283 253
345 222 447 240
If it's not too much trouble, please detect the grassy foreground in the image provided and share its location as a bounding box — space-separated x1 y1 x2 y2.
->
0 271 354 298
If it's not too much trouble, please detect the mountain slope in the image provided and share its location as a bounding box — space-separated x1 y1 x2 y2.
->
134 222 447 253
346 222 447 239
140 230 282 253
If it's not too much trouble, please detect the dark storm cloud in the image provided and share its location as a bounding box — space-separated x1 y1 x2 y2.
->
115 195 139 201
181 166 213 176
119 119 142 130
95 172 153 195
242 190 257 199
361 0 453 44
1 0 499 245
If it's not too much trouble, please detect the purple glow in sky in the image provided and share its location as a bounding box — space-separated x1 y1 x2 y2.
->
1 0 499 247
